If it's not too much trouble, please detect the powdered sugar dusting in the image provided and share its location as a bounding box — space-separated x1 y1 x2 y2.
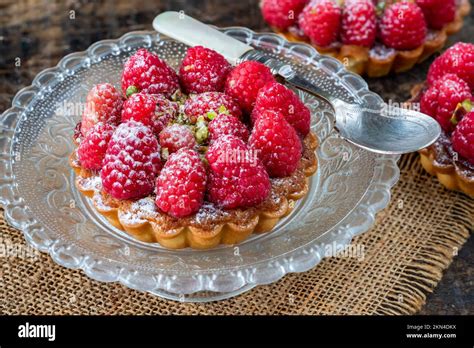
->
193 202 229 224
77 175 102 192
120 196 158 224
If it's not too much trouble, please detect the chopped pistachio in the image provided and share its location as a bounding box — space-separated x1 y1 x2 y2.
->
195 125 209 144
125 85 139 98
218 105 229 114
206 111 217 120
161 147 169 161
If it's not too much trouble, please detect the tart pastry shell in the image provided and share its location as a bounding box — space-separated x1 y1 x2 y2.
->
70 132 319 249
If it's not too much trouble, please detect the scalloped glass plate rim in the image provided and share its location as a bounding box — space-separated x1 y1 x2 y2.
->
0 27 400 302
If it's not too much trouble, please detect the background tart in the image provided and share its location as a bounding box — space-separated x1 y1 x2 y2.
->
268 0 471 77
410 83 474 197
70 131 319 249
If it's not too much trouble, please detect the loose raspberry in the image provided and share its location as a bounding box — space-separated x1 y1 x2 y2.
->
452 111 474 165
121 93 178 135
224 61 275 113
298 0 341 47
81 83 123 137
416 0 455 30
379 2 427 50
101 121 161 200
77 122 115 171
184 92 242 123
427 43 474 90
208 114 249 143
421 74 472 132
179 46 231 94
249 110 302 177
155 148 206 218
252 82 310 136
206 135 270 209
121 48 179 98
159 124 197 154
341 0 376 47
261 0 307 30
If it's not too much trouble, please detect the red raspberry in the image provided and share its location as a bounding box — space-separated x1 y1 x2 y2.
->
159 124 197 154
77 122 115 171
252 82 310 136
206 135 270 209
184 92 242 123
341 0 376 47
416 0 455 30
224 61 275 113
155 148 206 218
208 114 249 143
261 0 307 30
379 2 427 50
81 83 123 137
427 43 474 90
249 110 302 177
101 121 161 200
452 111 474 165
179 46 231 94
121 93 178 135
298 0 341 47
420 74 472 132
121 48 179 98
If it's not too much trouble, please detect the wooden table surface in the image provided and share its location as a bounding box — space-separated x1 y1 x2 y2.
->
0 0 472 314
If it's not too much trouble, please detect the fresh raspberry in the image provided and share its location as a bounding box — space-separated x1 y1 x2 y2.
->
341 0 376 47
101 121 161 200
379 2 427 50
155 148 206 218
206 135 270 209
252 82 310 136
298 0 341 47
184 92 242 123
121 93 178 135
416 0 455 30
81 83 123 137
261 0 308 30
427 43 474 90
121 48 179 98
224 61 275 113
77 122 115 171
420 74 472 132
159 124 197 154
452 111 474 165
249 110 302 177
208 114 249 143
179 46 231 94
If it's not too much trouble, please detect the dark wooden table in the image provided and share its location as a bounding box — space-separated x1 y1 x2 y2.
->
0 0 472 314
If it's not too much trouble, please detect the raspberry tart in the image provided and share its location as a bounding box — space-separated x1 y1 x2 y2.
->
261 0 471 77
70 47 318 249
409 42 474 197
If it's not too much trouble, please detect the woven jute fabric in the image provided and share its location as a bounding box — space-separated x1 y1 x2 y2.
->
0 153 472 315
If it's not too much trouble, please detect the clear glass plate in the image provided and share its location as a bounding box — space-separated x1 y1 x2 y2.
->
0 28 400 302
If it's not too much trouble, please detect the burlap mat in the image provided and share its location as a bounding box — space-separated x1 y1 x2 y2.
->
0 153 472 315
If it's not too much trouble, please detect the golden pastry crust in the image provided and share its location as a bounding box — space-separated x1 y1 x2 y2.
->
409 84 474 197
70 132 319 249
273 0 471 77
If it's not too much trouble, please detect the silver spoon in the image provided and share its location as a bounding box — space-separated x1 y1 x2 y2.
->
153 11 441 155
